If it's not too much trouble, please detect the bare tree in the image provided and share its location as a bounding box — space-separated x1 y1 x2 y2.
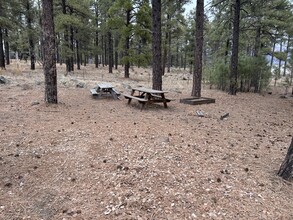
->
42 0 57 103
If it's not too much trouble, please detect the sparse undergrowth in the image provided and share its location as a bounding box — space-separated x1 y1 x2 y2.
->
0 61 293 219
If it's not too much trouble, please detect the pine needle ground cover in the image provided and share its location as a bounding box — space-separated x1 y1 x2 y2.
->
0 61 293 219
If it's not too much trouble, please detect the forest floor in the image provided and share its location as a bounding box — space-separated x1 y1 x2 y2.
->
0 60 293 220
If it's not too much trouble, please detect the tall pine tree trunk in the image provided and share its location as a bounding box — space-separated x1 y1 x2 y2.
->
124 40 130 77
42 0 57 104
114 34 118 70
283 36 290 77
29 38 35 70
37 0 43 61
62 0 70 72
0 28 5 69
56 33 60 64
0 1 4 69
95 31 99 68
253 25 261 93
229 0 240 95
95 2 99 68
191 0 204 97
101 35 104 66
270 37 276 69
184 39 187 70
278 137 293 181
278 39 283 75
162 31 168 75
104 34 108 66
76 39 80 70
167 30 171 73
26 0 35 70
108 31 113 73
69 25 74 72
175 37 179 68
124 9 131 78
4 29 9 65
152 0 162 90
162 13 170 75
224 4 232 65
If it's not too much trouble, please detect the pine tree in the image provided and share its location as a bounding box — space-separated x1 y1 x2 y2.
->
207 0 292 93
0 27 5 69
42 0 57 104
191 0 204 97
22 0 37 70
152 0 162 90
109 0 152 77
229 0 240 95
0 0 20 68
55 0 93 72
161 0 189 73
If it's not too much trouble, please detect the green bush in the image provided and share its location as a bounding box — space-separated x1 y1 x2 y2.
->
205 56 271 93
205 61 230 91
238 56 271 92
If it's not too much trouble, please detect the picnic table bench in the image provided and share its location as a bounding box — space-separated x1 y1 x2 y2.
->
122 87 171 109
90 83 120 100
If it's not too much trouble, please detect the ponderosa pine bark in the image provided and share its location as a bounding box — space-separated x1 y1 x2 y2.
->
76 37 80 70
0 28 5 69
4 29 9 65
191 0 204 97
278 137 293 181
283 36 290 77
229 0 240 95
0 2 5 69
61 0 72 72
42 0 57 103
152 0 162 90
108 31 113 74
69 22 74 72
94 1 99 68
114 34 118 70
25 0 35 70
124 9 131 78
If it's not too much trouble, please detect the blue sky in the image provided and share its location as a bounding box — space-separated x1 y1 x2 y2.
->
184 0 211 16
184 0 196 14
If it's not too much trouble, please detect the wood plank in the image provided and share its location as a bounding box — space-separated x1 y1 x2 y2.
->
112 88 121 95
133 87 168 94
150 94 172 102
122 94 148 102
97 83 113 89
90 89 98 95
110 89 119 100
180 97 215 105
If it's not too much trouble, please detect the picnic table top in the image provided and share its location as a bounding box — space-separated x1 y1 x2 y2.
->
96 82 114 89
132 87 168 94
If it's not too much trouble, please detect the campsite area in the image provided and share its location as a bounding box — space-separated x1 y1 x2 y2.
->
0 61 293 219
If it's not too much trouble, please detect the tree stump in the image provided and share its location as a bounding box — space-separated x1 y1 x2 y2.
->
278 137 293 181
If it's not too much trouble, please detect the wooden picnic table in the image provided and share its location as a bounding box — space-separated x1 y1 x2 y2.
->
122 87 171 109
90 83 120 99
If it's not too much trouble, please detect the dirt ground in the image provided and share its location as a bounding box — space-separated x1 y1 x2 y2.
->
0 61 293 220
